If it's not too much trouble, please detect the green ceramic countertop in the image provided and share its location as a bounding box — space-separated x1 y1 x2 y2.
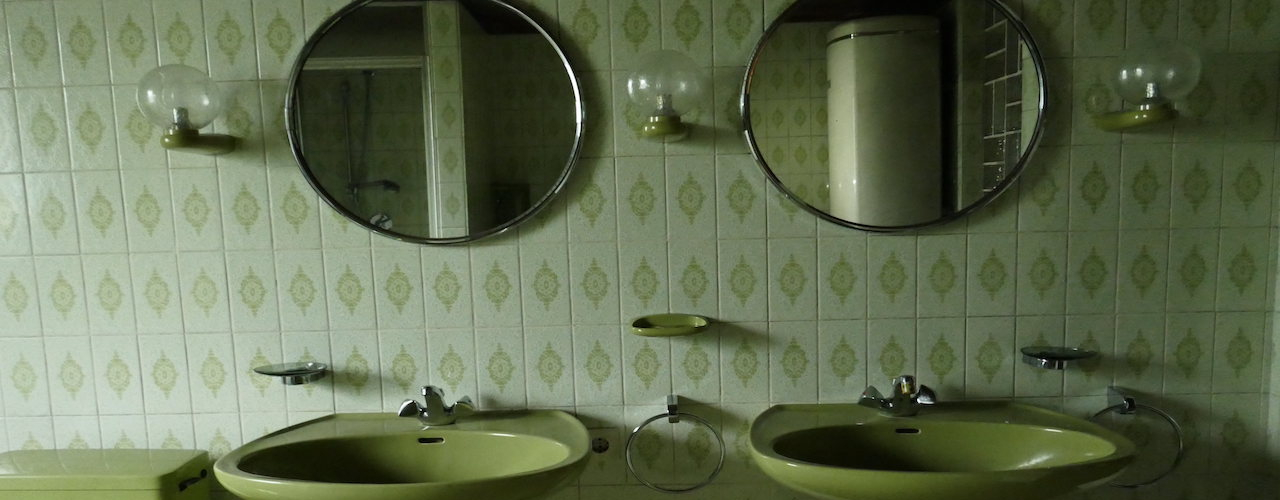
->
0 449 208 491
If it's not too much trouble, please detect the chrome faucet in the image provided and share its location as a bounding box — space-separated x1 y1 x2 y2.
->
397 385 474 426
859 375 936 417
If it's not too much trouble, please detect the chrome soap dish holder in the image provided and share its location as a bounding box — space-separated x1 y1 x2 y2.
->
1020 346 1098 370
253 362 328 385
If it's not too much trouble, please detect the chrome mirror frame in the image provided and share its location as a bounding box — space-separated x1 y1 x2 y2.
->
285 0 585 244
740 0 1050 232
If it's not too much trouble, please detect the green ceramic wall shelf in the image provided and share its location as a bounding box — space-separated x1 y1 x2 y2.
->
630 314 711 337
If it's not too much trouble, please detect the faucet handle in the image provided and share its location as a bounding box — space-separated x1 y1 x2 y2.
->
397 399 422 417
453 395 475 416
891 375 918 396
916 385 937 405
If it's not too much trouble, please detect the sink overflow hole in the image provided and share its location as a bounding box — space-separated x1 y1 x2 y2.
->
418 437 445 444
895 428 921 434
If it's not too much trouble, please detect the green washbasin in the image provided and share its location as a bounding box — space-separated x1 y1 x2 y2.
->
214 411 589 500
750 402 1135 500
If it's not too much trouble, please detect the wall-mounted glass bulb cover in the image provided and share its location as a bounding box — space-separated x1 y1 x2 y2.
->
138 65 225 129
625 50 705 142
1093 43 1201 132
136 64 237 155
1113 44 1201 104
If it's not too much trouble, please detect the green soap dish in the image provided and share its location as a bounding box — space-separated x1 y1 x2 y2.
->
631 314 712 337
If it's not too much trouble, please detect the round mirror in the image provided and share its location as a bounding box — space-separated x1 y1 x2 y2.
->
743 0 1047 231
287 0 584 244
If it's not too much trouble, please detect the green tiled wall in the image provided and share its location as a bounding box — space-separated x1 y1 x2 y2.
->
0 0 1277 499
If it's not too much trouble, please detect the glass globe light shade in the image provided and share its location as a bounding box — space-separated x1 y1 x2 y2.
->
1113 43 1201 105
626 50 705 116
136 64 225 130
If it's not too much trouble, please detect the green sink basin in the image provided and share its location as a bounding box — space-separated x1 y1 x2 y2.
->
215 411 588 500
750 402 1135 500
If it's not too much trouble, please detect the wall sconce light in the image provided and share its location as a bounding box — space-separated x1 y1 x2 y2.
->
1092 44 1201 132
136 64 238 155
625 50 706 142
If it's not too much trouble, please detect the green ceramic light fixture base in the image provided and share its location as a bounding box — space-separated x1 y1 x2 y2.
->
640 114 690 142
1092 101 1179 132
160 127 238 155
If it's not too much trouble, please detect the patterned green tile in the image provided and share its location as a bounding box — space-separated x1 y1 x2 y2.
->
713 0 762 66
425 330 473 401
567 159 618 242
1215 228 1267 310
1212 313 1263 393
1220 143 1274 226
1229 0 1280 51
1075 0 1125 55
719 323 768 402
1127 0 1179 43
466 245 519 327
81 255 134 334
1018 147 1070 231
477 330 525 408
1114 315 1164 393
615 157 665 240
518 245 569 326
1014 233 1066 315
964 234 1014 316
715 239 765 322
7 2 61 87
964 317 1013 398
0 260 40 335
34 257 87 334
423 249 472 328
1066 232 1118 314
610 0 658 68
766 239 814 320
867 319 914 383
624 336 669 401
917 318 964 394
667 157 715 234
908 236 957 318
568 242 617 325
769 323 816 401
1119 145 1172 229
203 0 254 79
716 155 764 238
865 236 915 318
1163 313 1213 393
253 1 302 79
1117 231 1168 313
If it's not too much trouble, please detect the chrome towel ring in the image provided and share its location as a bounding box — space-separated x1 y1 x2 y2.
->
624 395 725 493
1089 386 1185 488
